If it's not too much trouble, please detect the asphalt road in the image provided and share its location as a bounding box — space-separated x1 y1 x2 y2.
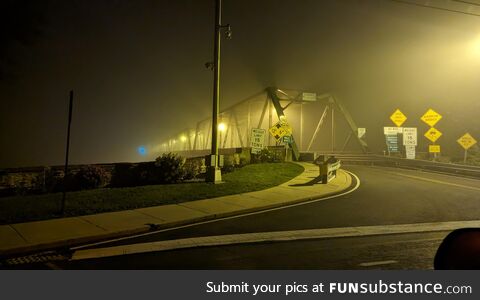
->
7 165 480 269
78 165 480 247
62 231 448 270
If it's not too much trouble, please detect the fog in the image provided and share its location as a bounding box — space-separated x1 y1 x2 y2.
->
1 0 480 167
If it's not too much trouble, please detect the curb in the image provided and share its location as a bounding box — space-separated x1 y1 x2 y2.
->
0 169 355 258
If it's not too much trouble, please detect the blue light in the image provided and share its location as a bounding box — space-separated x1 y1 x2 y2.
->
137 146 147 156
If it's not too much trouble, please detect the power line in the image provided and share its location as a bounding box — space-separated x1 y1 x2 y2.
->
389 0 480 17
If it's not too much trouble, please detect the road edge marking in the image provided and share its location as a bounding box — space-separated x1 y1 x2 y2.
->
71 170 360 251
71 219 480 261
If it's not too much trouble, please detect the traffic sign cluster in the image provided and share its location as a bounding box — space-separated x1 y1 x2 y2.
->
384 108 477 162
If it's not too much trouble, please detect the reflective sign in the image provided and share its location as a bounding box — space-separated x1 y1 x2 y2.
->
424 127 442 143
269 121 292 141
282 135 292 144
302 92 317 102
250 128 266 154
421 109 442 127
405 145 416 159
384 127 402 135
386 134 399 152
358 128 366 138
403 127 417 146
390 109 407 127
429 145 441 153
457 133 477 150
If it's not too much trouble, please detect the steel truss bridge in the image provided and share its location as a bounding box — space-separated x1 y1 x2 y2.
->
161 87 369 159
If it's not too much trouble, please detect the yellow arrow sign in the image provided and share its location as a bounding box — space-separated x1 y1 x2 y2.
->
424 127 442 143
429 145 441 153
457 133 477 150
421 109 442 127
390 109 407 127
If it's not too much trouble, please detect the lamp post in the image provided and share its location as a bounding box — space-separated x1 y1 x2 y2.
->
206 0 231 183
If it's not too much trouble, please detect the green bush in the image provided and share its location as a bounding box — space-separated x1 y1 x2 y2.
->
183 158 202 180
252 148 276 163
221 155 236 173
133 162 161 186
73 165 109 190
42 168 64 193
155 153 186 183
110 163 137 187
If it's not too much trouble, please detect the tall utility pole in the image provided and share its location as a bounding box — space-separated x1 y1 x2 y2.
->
207 0 230 183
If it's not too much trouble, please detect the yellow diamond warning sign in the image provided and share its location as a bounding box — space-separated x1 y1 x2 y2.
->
457 133 477 150
269 121 292 141
421 109 442 127
424 127 442 143
429 145 441 153
389 109 407 127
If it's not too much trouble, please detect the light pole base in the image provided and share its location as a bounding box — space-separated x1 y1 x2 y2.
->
206 167 222 183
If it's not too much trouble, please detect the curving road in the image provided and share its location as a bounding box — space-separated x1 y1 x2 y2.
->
10 165 480 269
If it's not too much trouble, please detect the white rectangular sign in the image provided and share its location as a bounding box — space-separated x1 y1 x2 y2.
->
250 128 266 154
302 92 317 102
405 145 416 159
358 128 366 139
403 127 417 146
384 127 402 135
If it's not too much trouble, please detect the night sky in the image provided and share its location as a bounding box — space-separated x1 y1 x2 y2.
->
2 0 480 168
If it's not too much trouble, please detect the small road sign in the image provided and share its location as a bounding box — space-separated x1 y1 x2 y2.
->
384 127 402 135
269 121 292 142
390 109 407 127
302 92 317 102
250 128 266 154
424 127 442 143
403 127 417 146
282 135 292 144
386 134 399 152
358 128 366 138
421 109 442 127
429 145 441 153
457 133 477 150
405 145 416 159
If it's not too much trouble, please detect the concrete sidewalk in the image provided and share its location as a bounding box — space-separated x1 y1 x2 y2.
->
0 162 353 256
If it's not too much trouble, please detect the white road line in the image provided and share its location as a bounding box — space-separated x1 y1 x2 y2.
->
71 170 361 251
390 172 480 191
71 219 480 261
359 260 398 267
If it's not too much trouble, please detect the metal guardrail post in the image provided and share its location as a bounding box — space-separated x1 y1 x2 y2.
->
315 156 341 184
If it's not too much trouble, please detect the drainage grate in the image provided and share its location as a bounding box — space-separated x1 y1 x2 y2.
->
2 251 70 266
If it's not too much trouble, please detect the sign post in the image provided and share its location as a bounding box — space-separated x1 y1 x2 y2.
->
421 109 443 160
61 90 74 215
457 133 477 163
385 109 407 156
403 127 417 159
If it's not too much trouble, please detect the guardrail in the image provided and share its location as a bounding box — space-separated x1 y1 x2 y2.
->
309 153 480 179
314 157 342 184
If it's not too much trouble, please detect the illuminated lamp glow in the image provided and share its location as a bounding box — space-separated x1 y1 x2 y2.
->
218 122 226 132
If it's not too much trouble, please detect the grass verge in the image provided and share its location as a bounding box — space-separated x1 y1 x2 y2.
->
0 163 304 225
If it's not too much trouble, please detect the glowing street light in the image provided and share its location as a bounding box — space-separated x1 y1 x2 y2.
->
218 122 226 132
